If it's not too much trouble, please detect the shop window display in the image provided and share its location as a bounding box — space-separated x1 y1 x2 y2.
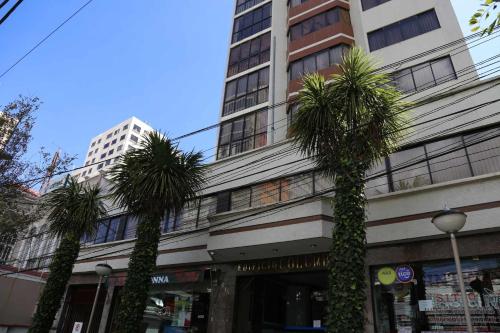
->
372 257 500 332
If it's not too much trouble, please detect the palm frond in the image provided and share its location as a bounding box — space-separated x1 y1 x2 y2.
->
46 177 106 238
109 131 205 219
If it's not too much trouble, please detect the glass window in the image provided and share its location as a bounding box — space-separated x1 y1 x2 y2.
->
365 159 389 197
290 0 309 8
130 134 138 143
426 137 471 184
94 221 109 244
288 174 313 200
431 56 456 84
316 50 330 71
105 217 124 242
133 124 141 133
465 128 500 176
289 44 349 81
232 3 272 43
393 68 415 93
216 192 231 213
372 257 500 332
390 146 431 191
120 135 126 141
412 62 435 90
106 133 112 139
104 143 110 149
218 109 267 159
290 8 348 41
235 0 266 14
361 0 390 11
232 188 252 210
392 56 456 94
123 216 138 239
123 124 128 130
223 67 269 116
368 9 440 51
252 180 280 206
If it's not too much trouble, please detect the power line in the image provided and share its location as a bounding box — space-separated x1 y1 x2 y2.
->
5 99 500 268
0 0 96 79
0 0 24 26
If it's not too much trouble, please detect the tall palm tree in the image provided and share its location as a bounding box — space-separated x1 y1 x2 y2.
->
29 178 106 333
291 47 408 333
110 132 205 333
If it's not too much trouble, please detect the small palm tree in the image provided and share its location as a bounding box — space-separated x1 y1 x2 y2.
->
110 132 205 333
291 47 408 333
29 178 105 333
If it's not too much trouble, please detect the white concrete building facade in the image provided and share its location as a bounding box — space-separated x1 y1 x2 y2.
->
73 117 154 181
55 1 500 333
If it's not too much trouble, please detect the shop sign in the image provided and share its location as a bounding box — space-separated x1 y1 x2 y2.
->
377 267 397 285
396 265 414 283
237 253 329 273
151 270 202 285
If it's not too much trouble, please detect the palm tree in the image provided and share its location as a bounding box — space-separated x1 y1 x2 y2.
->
109 131 205 333
291 47 408 333
29 178 106 333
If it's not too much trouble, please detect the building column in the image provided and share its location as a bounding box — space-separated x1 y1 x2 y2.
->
207 265 237 333
97 281 115 333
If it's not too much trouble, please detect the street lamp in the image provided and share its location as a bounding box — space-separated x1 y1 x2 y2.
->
86 263 112 333
431 208 473 333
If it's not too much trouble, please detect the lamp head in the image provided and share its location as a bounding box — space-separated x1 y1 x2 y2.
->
431 208 467 234
95 263 112 277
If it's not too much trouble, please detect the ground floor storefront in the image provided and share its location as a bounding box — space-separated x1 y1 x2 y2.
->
59 232 500 333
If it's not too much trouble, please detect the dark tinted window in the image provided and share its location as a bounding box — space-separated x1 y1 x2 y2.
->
289 44 350 80
368 9 440 51
392 56 456 93
289 7 350 41
228 33 271 77
361 0 390 11
223 67 269 116
218 109 268 159
236 0 266 14
233 3 272 43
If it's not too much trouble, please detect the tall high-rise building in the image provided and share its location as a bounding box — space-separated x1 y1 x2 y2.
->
59 2 500 333
73 117 154 181
216 0 476 161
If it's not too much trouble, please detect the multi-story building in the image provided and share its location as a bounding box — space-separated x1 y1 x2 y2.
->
73 117 154 181
54 1 500 333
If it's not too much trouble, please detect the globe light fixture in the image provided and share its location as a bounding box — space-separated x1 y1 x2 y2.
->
431 207 472 333
86 263 113 333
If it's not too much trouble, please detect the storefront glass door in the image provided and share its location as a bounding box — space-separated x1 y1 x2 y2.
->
234 271 328 333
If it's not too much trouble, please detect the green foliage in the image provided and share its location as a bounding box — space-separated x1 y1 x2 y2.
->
291 47 408 332
110 132 205 333
29 179 105 333
29 232 81 333
0 96 75 235
470 0 499 35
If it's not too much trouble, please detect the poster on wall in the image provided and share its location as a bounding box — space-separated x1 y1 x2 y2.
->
72 322 83 333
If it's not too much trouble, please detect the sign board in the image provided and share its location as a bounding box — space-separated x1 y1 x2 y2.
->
418 299 434 312
396 265 414 283
72 322 83 333
378 267 397 285
237 253 329 273
151 270 202 285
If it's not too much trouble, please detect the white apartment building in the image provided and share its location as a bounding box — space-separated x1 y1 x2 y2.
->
73 117 154 181
54 1 500 333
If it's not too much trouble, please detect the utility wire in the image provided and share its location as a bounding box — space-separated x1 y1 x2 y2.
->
0 0 95 79
0 0 24 26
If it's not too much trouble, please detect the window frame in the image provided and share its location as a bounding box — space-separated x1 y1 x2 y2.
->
289 7 350 41
223 67 270 116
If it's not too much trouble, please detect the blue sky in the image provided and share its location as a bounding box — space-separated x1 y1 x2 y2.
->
0 0 493 169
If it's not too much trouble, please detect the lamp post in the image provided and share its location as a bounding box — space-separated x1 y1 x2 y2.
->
86 263 112 333
431 208 473 333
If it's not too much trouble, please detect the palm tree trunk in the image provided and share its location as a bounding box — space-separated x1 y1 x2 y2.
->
115 214 162 333
327 161 367 333
29 232 81 333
